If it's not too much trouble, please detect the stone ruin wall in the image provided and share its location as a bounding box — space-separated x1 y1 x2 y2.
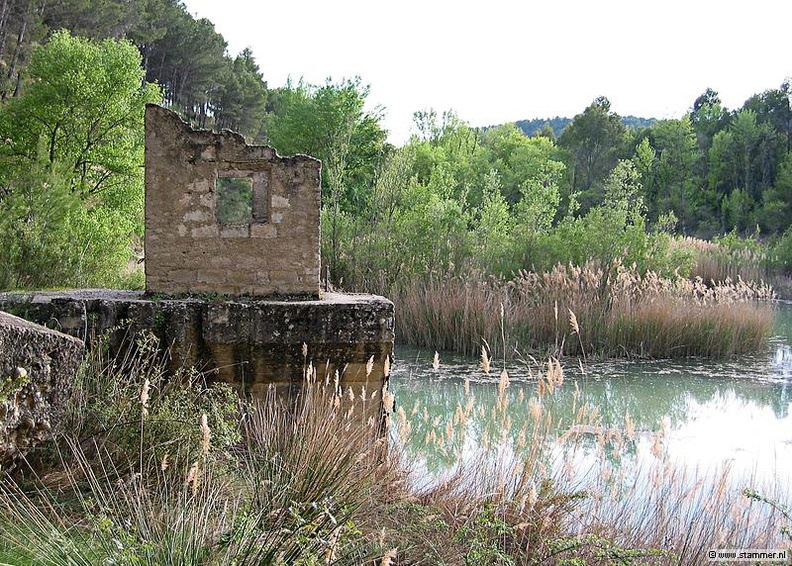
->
145 104 322 297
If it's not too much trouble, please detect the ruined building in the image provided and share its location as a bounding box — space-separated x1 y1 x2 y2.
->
0 105 394 399
145 104 321 297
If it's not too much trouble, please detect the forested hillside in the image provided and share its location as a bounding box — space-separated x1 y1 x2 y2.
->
1 0 791 294
510 115 655 138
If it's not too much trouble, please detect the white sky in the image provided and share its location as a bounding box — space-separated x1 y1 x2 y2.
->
182 0 791 145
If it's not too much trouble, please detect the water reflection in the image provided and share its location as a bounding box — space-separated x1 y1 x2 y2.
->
390 302 792 485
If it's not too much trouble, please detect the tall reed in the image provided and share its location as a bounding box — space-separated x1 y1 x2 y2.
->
385 357 791 563
393 263 775 359
676 236 772 285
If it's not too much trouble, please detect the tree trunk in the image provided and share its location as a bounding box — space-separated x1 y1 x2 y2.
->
2 0 30 99
0 0 14 60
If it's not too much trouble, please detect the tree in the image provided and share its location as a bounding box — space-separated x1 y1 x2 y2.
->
0 0 48 98
707 109 782 232
743 82 792 153
635 118 703 232
690 88 732 151
757 151 792 233
0 30 160 215
0 147 136 289
0 30 160 288
265 77 389 279
557 96 629 211
214 48 268 140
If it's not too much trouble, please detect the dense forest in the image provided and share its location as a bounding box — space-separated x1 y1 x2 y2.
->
1 0 792 294
509 115 655 139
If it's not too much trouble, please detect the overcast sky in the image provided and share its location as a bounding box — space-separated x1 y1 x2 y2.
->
182 0 791 145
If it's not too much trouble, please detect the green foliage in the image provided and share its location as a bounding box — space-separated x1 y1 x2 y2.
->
0 30 160 214
527 161 689 277
0 29 159 290
64 331 241 470
266 77 389 277
0 367 30 404
215 177 253 224
743 489 792 541
770 227 792 275
0 150 136 289
214 48 268 140
543 534 671 565
512 115 655 139
558 96 631 211
458 504 516 565
635 117 702 231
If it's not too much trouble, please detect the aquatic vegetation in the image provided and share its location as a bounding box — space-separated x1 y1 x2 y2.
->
390 356 791 562
393 262 776 359
675 236 772 286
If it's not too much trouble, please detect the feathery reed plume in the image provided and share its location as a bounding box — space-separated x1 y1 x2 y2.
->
498 369 510 396
140 378 151 417
383 355 391 377
391 261 773 359
569 308 586 360
568 309 580 335
383 386 395 413
481 345 491 374
185 460 200 494
625 412 635 440
200 413 211 458
432 351 440 371
324 528 340 564
464 378 471 396
381 548 398 566
160 453 170 472
553 358 564 386
366 355 374 377
529 398 543 421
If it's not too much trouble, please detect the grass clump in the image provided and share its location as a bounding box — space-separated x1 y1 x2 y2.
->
675 235 772 287
393 263 775 359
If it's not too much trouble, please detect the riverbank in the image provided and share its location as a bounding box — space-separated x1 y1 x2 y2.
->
0 339 788 564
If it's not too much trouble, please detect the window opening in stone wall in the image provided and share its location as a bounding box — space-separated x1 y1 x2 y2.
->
216 176 253 224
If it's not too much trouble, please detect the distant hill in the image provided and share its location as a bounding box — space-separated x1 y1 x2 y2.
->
507 116 656 138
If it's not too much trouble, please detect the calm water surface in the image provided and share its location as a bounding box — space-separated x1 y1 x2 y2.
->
390 302 792 488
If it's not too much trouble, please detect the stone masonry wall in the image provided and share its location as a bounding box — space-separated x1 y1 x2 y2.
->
145 104 322 297
0 311 84 464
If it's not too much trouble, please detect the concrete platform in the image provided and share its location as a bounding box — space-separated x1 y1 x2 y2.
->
0 290 394 396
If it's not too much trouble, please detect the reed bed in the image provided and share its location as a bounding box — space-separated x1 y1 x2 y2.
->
0 336 788 564
675 236 772 285
394 263 776 359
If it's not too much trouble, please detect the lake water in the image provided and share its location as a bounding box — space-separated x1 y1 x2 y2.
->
389 302 792 491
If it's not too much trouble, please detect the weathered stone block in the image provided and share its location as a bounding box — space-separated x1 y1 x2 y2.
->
0 311 84 464
0 291 394 392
